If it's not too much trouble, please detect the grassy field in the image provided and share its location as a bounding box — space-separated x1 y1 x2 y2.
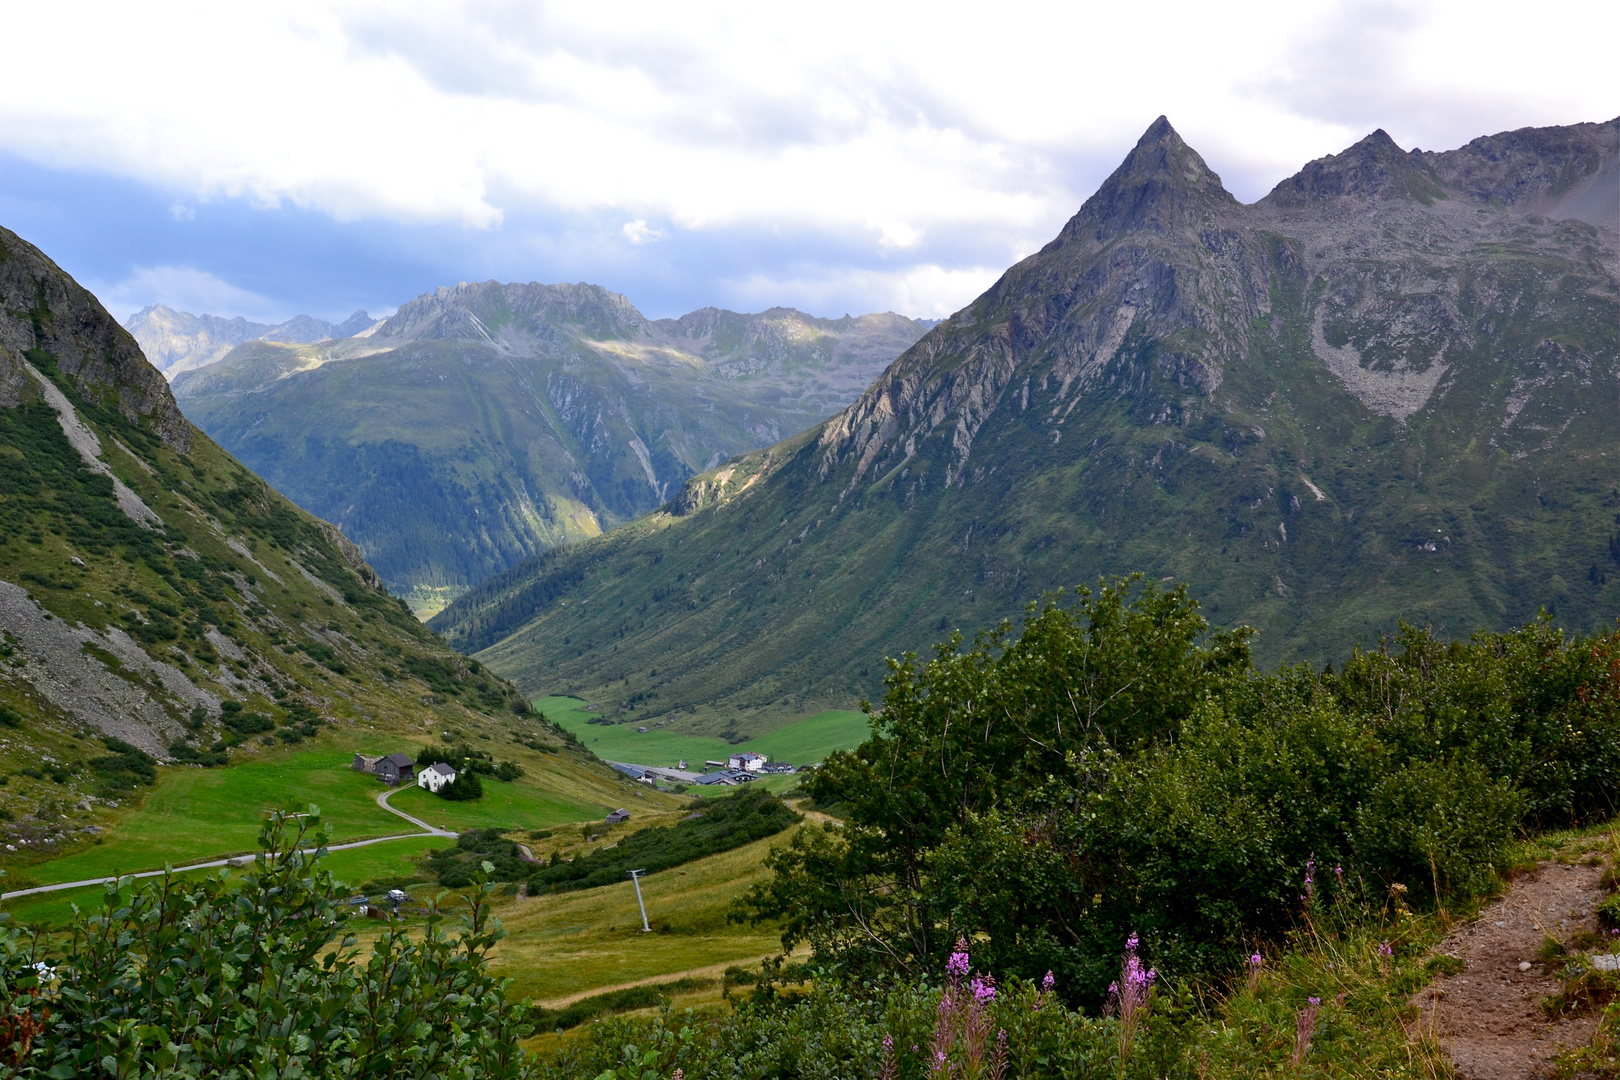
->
0 834 450 927
388 780 600 833
14 745 417 887
485 825 805 1004
4 732 622 897
537 697 870 769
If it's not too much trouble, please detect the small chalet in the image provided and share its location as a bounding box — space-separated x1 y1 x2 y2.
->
605 808 631 824
352 752 416 785
418 762 457 794
728 752 768 773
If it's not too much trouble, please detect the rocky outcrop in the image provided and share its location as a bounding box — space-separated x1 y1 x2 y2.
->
0 227 190 451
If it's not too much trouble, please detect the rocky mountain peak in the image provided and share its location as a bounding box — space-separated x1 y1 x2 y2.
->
1262 127 1445 207
374 280 650 346
1056 116 1238 246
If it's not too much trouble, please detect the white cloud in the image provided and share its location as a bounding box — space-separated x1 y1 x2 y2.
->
727 263 1006 321
0 1 1615 319
90 266 283 323
621 219 663 245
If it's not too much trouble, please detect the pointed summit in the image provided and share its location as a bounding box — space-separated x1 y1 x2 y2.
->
1060 117 1239 245
1263 128 1445 206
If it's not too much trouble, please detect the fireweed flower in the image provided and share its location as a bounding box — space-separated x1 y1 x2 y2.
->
1042 970 1056 992
947 941 972 982
1377 942 1394 957
972 974 996 1004
1293 996 1323 1064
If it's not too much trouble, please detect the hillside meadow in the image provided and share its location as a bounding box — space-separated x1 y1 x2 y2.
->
537 695 869 767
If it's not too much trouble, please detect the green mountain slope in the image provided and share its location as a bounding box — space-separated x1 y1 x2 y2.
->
172 286 930 614
432 116 1620 736
0 224 616 830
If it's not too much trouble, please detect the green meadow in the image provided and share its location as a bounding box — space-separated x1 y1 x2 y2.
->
0 835 449 927
387 780 599 833
485 826 801 1005
537 696 870 769
17 747 411 887
3 740 608 908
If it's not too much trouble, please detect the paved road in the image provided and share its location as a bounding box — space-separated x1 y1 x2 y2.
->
0 786 456 902
376 787 456 838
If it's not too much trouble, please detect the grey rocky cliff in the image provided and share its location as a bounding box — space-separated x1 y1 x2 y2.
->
0 227 190 452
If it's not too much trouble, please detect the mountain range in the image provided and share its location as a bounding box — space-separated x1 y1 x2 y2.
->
0 225 613 831
172 287 932 614
124 304 380 377
432 115 1620 737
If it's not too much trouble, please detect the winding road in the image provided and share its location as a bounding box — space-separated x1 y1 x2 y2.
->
0 787 455 902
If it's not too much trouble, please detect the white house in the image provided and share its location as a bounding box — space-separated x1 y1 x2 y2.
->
728 752 768 773
418 762 457 793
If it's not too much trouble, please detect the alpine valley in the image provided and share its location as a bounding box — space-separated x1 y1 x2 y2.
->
433 116 1620 737
173 289 932 615
0 225 627 832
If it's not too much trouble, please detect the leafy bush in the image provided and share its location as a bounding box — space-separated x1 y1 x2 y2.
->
221 709 274 735
528 787 799 894
0 812 537 1078
86 737 156 795
738 580 1620 1003
168 740 229 767
425 828 528 887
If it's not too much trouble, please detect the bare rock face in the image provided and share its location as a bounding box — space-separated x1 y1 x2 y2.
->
0 228 190 452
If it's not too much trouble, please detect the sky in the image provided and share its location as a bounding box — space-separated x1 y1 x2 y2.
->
0 2 1615 326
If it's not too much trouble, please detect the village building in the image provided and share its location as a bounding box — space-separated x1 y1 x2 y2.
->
418 762 457 793
728 752 768 773
693 768 757 786
351 752 416 786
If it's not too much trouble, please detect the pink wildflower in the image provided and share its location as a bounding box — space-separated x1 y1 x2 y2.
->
1293 996 1322 1065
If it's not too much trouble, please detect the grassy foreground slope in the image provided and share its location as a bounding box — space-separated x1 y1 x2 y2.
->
435 117 1620 737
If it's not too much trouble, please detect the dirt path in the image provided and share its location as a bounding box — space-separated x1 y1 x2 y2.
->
535 951 803 1009
1417 858 1608 1079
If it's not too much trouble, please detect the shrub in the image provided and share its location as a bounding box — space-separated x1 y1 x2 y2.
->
426 828 528 886
87 737 157 795
436 771 484 801
222 710 274 735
